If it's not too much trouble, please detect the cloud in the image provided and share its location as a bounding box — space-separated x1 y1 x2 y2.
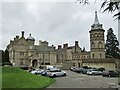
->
1 1 118 51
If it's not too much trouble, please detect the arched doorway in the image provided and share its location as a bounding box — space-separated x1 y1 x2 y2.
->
32 59 37 67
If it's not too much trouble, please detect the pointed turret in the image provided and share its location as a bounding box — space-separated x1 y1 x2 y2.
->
91 11 103 30
27 33 35 41
94 11 99 24
26 33 35 45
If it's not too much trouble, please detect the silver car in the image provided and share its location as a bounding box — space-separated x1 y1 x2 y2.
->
46 68 67 77
30 69 44 75
87 69 102 75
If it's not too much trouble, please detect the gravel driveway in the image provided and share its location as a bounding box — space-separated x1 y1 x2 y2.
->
47 70 119 88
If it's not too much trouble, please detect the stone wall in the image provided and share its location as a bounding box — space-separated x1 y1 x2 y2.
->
83 63 116 70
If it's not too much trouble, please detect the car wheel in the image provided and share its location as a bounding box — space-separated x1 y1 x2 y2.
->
63 73 66 76
53 74 56 78
35 73 37 75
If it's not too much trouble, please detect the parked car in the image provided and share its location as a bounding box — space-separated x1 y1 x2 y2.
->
74 68 85 73
41 70 49 76
70 67 85 73
30 69 44 75
82 69 90 74
102 70 119 77
70 67 77 71
45 65 56 70
46 68 67 77
87 69 102 75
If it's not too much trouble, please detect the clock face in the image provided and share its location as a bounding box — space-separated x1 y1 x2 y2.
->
30 46 32 49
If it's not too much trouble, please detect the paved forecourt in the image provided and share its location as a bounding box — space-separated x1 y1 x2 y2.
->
47 70 119 88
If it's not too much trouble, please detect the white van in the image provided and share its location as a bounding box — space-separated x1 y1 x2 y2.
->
45 65 56 70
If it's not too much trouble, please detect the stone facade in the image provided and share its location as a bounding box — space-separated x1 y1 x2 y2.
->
6 12 118 70
56 11 117 70
89 11 105 59
7 32 56 68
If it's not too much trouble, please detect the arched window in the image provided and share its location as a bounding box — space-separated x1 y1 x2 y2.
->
98 41 102 48
92 54 94 58
93 34 95 38
95 33 97 37
99 33 101 37
91 42 95 48
100 53 102 58
97 33 99 37
32 59 37 67
90 34 93 38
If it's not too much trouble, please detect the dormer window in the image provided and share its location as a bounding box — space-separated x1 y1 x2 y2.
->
29 46 33 49
20 52 24 56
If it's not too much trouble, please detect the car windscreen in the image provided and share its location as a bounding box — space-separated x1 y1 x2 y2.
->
92 69 99 71
50 70 61 72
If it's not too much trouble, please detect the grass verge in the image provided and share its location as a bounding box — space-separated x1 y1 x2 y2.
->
2 67 55 89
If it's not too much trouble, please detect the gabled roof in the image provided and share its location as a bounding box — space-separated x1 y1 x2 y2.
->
33 45 55 52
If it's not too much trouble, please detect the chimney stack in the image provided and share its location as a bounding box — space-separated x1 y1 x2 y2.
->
21 31 24 38
63 43 68 48
16 35 19 39
10 40 14 45
16 35 19 41
14 37 17 42
75 41 79 47
58 45 62 49
52 45 56 49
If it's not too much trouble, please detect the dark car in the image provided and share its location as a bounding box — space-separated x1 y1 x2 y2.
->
74 68 85 73
102 70 119 77
82 69 90 74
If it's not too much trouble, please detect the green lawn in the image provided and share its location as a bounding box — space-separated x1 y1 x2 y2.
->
0 66 2 89
2 67 55 88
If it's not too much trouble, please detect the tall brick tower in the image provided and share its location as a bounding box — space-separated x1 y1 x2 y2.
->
89 11 105 59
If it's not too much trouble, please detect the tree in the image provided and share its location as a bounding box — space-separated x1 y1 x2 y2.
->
0 50 5 65
4 49 10 63
1 49 11 66
105 28 120 59
76 0 120 20
100 0 120 20
2 50 5 63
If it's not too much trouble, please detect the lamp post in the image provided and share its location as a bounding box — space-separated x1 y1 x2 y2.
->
43 52 45 69
39 58 41 69
118 59 120 86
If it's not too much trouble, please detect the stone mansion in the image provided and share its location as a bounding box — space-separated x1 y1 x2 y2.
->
7 12 118 70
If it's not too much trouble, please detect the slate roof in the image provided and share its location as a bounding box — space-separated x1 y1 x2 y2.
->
82 58 116 63
33 45 55 52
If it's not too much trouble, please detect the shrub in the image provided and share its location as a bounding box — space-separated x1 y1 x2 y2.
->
98 68 105 72
82 66 88 69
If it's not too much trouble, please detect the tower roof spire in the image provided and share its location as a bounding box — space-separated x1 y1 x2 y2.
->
91 11 103 30
94 11 99 24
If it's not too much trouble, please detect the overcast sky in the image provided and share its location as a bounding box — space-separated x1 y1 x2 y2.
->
1 0 118 51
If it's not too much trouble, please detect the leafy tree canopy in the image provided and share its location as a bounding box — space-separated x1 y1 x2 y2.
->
105 28 120 59
76 0 120 20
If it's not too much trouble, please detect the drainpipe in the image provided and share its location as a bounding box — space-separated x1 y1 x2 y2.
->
118 2 120 86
